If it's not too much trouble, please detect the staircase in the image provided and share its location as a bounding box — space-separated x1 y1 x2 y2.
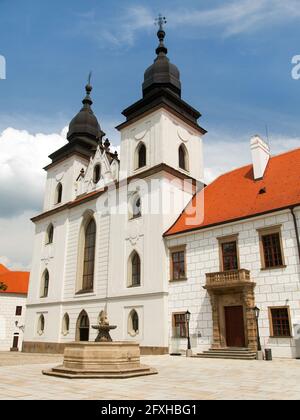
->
194 348 257 360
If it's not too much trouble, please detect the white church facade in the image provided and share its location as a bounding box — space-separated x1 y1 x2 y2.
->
23 26 300 359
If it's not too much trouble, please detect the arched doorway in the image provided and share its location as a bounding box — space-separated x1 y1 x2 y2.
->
76 310 90 342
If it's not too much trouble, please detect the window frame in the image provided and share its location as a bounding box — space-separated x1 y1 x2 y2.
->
178 143 189 172
128 309 139 337
15 306 22 316
40 270 49 298
134 142 147 171
268 306 292 338
128 251 141 288
169 245 187 282
218 234 240 272
45 223 54 245
172 312 188 338
258 226 286 270
55 182 63 205
129 193 142 220
93 164 101 184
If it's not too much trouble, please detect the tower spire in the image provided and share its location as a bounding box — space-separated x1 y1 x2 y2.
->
82 71 93 107
155 14 168 56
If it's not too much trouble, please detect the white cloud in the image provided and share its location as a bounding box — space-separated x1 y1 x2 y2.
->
82 1 300 48
0 127 68 217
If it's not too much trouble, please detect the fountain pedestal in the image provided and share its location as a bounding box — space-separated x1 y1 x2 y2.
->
43 313 157 379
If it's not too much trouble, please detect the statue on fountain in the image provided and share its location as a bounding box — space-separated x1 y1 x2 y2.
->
92 310 117 342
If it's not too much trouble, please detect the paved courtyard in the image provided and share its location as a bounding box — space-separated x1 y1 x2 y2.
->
0 352 299 400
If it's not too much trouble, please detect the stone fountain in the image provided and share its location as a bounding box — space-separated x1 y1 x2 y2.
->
43 311 157 379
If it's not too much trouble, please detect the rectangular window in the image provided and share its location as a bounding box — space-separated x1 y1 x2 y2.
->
218 235 239 271
222 241 238 271
15 306 22 316
258 226 285 269
170 247 186 281
262 233 283 268
269 307 291 337
173 313 187 338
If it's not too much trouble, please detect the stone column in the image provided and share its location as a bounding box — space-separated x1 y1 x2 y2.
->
208 291 221 349
243 285 257 351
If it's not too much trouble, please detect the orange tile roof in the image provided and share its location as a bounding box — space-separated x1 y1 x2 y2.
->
0 264 9 274
0 265 29 295
165 148 300 237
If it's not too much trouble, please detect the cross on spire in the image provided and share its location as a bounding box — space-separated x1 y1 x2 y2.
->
155 14 167 31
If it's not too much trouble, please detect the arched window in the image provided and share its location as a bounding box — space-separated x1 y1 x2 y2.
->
178 144 189 171
40 269 49 298
55 182 63 204
128 251 141 287
37 314 45 336
76 310 89 341
46 224 54 245
82 219 96 292
136 143 146 169
130 194 141 219
128 310 139 337
62 313 70 336
93 164 101 184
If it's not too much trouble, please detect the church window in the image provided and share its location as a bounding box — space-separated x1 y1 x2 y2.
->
93 164 101 184
128 310 139 337
46 224 54 245
179 144 189 171
37 314 45 336
82 219 96 292
40 269 49 298
128 251 141 287
76 310 90 341
136 143 146 169
130 194 142 219
55 182 63 204
62 313 70 336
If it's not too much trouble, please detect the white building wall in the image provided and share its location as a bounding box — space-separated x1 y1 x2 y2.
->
0 294 27 351
119 108 204 182
167 208 300 358
43 155 89 211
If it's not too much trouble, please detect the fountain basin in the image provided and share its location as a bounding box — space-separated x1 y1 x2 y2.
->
43 341 157 379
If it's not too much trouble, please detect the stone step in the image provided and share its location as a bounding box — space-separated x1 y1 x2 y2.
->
194 354 257 360
194 348 257 360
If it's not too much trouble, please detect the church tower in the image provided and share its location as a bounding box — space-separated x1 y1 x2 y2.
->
117 16 206 181
42 82 106 211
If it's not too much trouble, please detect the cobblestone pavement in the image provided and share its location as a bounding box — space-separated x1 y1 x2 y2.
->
0 352 299 400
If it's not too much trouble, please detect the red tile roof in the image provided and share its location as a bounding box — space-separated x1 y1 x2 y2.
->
0 265 29 295
165 148 300 237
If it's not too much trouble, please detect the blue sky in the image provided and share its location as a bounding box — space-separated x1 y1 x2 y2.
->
1 0 300 139
1 0 300 269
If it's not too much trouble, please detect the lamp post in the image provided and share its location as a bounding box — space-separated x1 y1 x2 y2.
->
185 310 191 353
253 306 261 351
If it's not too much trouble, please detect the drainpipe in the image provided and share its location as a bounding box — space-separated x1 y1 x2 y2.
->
291 207 300 265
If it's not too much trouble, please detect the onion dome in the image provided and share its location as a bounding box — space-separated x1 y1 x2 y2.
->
142 23 181 97
67 83 105 141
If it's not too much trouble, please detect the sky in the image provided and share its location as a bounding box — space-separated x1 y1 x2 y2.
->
0 0 300 269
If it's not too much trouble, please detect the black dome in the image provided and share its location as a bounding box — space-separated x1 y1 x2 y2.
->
67 84 104 141
142 28 181 97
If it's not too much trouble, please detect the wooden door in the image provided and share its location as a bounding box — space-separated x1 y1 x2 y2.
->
224 306 246 347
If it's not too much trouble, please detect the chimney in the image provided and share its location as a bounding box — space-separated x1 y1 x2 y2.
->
250 135 270 180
